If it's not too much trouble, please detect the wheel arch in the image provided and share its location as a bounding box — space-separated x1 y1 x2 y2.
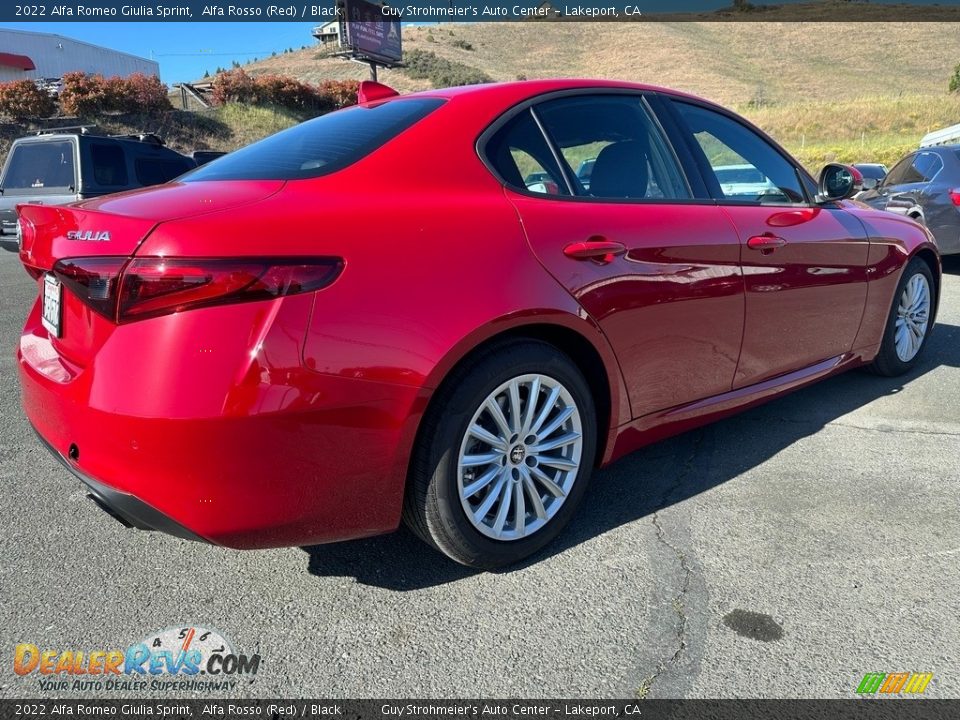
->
910 245 942 324
413 318 629 478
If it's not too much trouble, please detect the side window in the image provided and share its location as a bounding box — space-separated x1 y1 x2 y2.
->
674 101 807 205
883 155 914 186
90 144 129 187
485 110 570 196
910 153 942 183
535 95 690 201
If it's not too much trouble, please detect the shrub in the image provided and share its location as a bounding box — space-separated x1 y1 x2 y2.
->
0 80 56 120
211 68 258 105
211 69 354 113
59 71 110 116
122 73 171 112
255 73 325 111
59 71 170 116
451 39 474 51
402 50 492 88
317 79 360 109
950 63 960 93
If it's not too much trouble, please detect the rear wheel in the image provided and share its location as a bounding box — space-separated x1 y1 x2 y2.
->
403 340 597 568
869 258 935 376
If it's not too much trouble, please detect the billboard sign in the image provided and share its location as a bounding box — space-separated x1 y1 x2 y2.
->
338 0 402 65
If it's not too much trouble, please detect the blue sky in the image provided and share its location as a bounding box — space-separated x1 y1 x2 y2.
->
0 23 323 83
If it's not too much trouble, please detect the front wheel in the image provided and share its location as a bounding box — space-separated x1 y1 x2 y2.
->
403 340 597 569
869 258 935 376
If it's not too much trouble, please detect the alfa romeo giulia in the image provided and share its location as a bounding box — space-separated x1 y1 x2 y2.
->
16 79 940 568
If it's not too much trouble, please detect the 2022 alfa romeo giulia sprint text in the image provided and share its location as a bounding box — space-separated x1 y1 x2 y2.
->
16 80 940 568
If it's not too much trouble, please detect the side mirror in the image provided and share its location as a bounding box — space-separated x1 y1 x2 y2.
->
817 163 863 202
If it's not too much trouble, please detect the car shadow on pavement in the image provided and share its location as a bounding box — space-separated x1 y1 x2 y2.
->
302 319 960 591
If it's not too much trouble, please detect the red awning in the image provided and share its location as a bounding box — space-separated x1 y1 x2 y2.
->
0 53 36 71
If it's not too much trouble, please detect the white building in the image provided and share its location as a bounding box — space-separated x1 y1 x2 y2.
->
0 28 158 83
312 22 341 47
920 123 960 148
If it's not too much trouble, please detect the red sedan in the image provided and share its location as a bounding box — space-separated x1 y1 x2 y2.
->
16 80 940 568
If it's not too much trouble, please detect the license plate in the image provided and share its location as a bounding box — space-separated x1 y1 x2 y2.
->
41 273 62 338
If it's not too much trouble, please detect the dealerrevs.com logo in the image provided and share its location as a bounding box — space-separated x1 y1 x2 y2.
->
13 626 261 693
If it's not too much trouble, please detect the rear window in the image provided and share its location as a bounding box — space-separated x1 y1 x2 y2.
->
183 98 445 182
1 140 75 193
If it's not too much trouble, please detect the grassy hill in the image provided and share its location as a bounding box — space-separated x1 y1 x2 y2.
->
3 22 959 172
242 22 960 167
246 22 960 105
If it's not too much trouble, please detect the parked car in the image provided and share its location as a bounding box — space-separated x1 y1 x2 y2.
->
858 146 960 254
576 158 596 190
852 163 887 192
0 129 198 244
712 163 779 199
16 79 940 569
191 150 228 166
523 170 559 195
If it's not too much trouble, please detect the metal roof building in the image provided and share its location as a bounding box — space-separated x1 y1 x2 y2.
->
0 28 158 83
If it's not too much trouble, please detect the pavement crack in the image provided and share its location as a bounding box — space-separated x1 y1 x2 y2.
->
637 512 692 698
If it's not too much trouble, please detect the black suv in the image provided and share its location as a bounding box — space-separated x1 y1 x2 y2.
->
0 128 197 243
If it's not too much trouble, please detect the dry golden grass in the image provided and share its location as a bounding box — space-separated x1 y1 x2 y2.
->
743 94 960 169
244 22 960 106
240 21 960 168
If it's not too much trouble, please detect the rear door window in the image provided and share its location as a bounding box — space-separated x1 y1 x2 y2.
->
91 143 129 187
535 95 691 201
184 98 445 182
910 153 942 183
1 140 76 194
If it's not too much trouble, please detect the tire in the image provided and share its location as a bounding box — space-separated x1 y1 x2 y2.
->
403 339 597 569
869 257 935 377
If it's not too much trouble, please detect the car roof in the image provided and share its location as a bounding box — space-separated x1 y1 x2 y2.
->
376 78 717 108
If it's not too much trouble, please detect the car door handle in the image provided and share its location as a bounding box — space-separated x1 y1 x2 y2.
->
747 234 787 252
563 238 627 263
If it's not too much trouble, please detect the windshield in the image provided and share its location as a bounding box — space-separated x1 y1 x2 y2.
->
1 140 76 194
183 98 445 182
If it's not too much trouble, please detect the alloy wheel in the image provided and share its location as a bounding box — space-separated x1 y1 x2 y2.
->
457 373 583 541
894 272 931 362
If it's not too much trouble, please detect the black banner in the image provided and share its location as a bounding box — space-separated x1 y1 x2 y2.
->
4 0 960 23
0 700 959 720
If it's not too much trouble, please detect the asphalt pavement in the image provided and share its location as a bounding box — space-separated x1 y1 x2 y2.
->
1 246 958 699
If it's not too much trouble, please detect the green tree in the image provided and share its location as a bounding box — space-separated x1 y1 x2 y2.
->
950 63 960 93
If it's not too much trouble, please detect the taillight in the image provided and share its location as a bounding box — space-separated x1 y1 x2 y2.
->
949 188 960 206
53 257 128 320
51 256 343 323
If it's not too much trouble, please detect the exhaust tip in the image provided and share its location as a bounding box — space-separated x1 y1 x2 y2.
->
68 443 79 461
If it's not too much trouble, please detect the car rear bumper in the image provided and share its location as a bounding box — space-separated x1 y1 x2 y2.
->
32 426 207 542
18 305 425 549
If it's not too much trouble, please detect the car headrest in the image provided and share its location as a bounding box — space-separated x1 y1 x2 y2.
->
589 140 650 199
